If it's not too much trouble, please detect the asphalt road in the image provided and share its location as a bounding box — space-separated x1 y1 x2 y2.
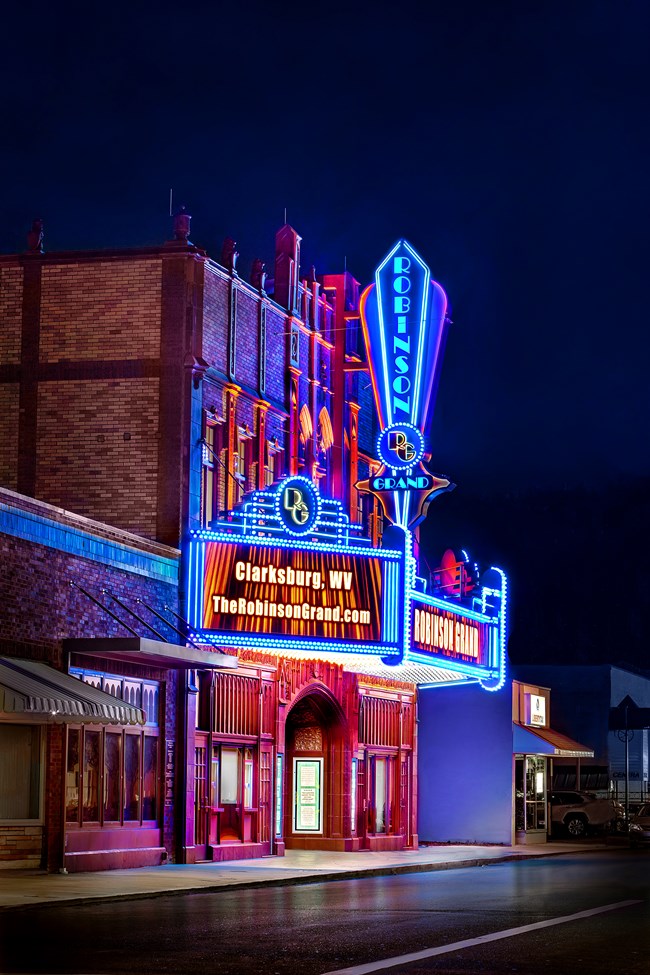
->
0 850 648 975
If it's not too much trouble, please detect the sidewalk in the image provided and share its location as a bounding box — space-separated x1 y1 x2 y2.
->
0 841 609 913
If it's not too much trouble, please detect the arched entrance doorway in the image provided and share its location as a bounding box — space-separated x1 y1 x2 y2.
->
283 687 347 850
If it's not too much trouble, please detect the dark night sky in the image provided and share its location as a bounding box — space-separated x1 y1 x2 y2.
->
2 0 649 498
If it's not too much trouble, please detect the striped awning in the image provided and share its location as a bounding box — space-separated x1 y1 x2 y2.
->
513 722 594 758
0 656 145 725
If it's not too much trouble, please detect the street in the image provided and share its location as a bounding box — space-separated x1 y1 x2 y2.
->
0 850 648 975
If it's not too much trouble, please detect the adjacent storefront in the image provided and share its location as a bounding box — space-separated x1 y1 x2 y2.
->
513 680 594 844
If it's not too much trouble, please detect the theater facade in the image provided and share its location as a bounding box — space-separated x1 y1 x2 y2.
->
179 237 507 859
0 218 507 868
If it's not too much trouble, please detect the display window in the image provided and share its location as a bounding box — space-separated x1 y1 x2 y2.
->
0 724 42 822
66 726 159 829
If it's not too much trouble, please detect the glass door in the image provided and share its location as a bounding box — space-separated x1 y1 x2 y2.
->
515 755 547 833
525 756 547 831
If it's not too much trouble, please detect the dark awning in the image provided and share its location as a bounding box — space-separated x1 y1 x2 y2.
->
513 722 594 758
63 637 238 670
0 656 145 725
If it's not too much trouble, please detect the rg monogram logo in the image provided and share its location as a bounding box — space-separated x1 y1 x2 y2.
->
388 431 417 464
283 487 310 525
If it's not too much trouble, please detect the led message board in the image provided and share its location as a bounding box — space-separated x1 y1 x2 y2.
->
187 535 404 657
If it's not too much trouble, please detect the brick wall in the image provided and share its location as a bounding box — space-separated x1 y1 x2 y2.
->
0 265 23 363
0 825 43 869
0 385 19 490
1 490 182 869
264 306 288 408
1 531 177 649
36 377 160 537
202 264 229 375
234 287 260 392
40 260 162 362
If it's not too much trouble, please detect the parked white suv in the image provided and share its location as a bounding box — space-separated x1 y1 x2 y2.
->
550 791 622 837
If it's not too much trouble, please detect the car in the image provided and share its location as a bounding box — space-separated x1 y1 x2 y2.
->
550 790 623 838
628 804 650 847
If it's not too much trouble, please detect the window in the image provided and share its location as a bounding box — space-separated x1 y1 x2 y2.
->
202 417 226 526
82 731 100 822
103 733 122 822
66 728 80 822
202 421 216 526
370 755 395 834
143 736 158 820
66 727 158 829
70 669 159 727
265 440 283 487
0 725 41 821
275 755 283 838
244 750 254 809
374 757 387 833
124 734 141 821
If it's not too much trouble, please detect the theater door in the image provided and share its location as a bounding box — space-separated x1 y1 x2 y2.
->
283 690 346 850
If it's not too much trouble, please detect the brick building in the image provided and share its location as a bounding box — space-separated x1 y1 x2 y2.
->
0 215 507 868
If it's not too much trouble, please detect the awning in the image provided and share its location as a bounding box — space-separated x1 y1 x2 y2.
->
63 637 238 670
0 656 145 725
513 722 594 758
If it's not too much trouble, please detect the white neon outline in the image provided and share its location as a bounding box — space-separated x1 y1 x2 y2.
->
190 631 402 656
478 566 508 692
405 649 498 681
376 422 426 470
402 240 431 424
412 591 494 624
273 475 322 537
374 241 402 426
190 529 402 561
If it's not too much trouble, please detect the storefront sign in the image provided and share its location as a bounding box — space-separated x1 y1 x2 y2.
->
526 694 547 727
411 602 490 667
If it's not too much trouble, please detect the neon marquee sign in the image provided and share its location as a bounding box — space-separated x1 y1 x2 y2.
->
358 240 452 528
407 591 503 682
186 534 405 657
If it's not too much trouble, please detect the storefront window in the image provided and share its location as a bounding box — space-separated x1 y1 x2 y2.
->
65 728 80 823
350 758 357 834
0 725 41 820
142 736 158 821
103 733 121 822
82 731 100 822
66 726 159 829
374 757 387 833
244 749 254 808
124 734 141 821
221 748 240 805
275 755 283 838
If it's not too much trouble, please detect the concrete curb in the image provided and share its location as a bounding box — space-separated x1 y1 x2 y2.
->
0 845 610 914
